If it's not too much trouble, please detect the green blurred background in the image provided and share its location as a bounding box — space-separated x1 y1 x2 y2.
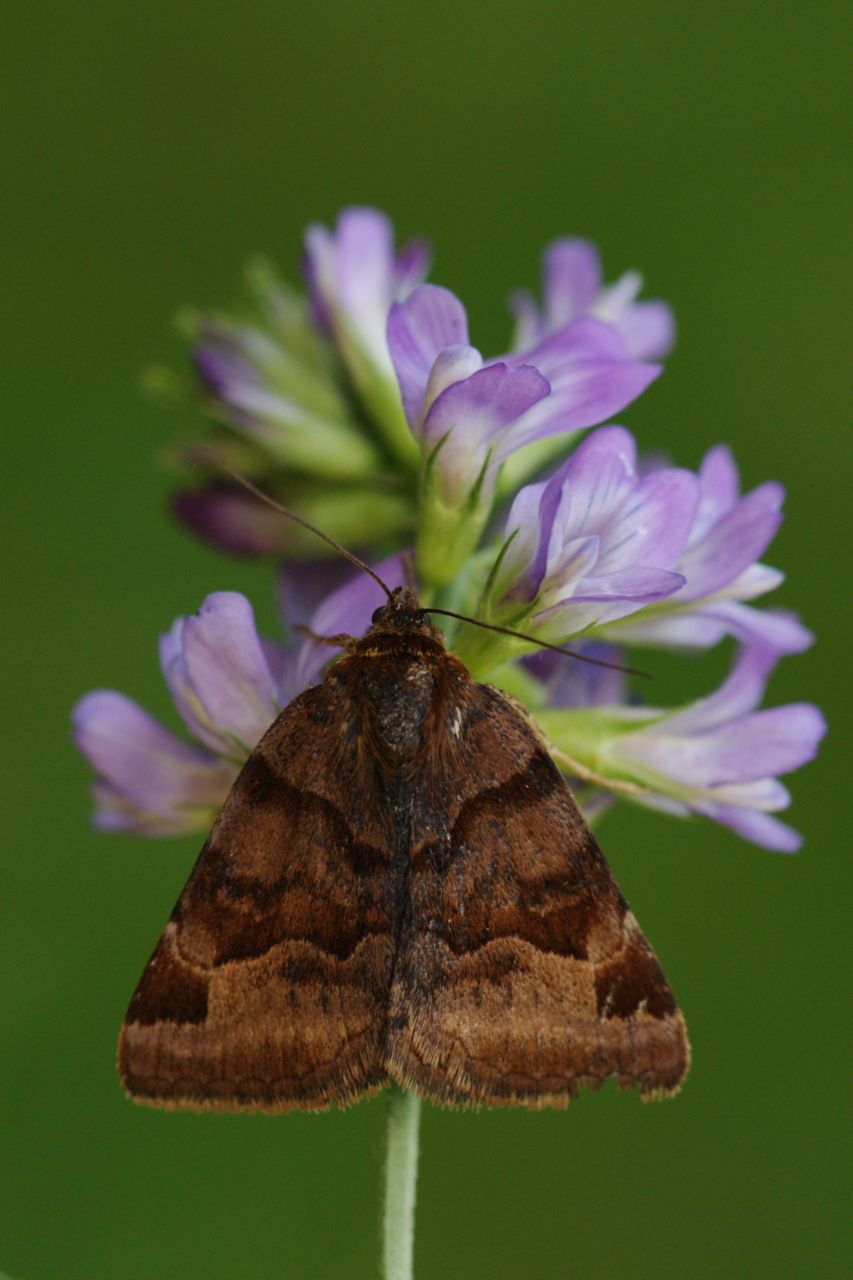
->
3 2 850 1277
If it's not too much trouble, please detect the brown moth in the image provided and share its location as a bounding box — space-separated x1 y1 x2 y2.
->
119 586 689 1111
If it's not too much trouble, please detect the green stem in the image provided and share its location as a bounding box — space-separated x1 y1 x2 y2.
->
382 1086 422 1280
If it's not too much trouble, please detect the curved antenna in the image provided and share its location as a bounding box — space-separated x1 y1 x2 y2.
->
425 608 652 680
202 453 393 598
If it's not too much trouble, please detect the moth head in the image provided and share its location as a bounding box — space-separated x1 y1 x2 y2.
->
370 587 435 635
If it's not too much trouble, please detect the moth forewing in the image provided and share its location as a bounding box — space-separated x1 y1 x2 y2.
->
119 587 689 1111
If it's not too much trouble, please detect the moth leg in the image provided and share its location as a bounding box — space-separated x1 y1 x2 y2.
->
292 624 355 648
547 744 651 798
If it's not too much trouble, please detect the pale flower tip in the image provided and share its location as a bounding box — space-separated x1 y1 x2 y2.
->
518 234 675 362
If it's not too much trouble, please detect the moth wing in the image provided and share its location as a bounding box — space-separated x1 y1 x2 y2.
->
119 686 394 1112
385 682 689 1107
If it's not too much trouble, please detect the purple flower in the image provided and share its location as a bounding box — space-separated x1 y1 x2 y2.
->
534 644 825 852
304 207 429 459
173 476 414 559
388 285 661 506
599 445 813 654
601 646 826 851
73 691 239 836
190 265 381 481
523 642 627 710
73 560 405 835
511 237 675 361
488 427 696 643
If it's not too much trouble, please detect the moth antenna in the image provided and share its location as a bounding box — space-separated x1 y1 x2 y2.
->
201 452 393 598
401 550 418 592
425 608 652 680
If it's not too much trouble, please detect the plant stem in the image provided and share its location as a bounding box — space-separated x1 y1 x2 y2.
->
382 1085 422 1280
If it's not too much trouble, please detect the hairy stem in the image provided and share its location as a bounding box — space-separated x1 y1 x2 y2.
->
382 1086 422 1280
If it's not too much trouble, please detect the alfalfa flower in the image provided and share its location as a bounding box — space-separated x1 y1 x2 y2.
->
536 644 826 852
304 206 429 463
73 562 404 835
163 213 429 559
511 236 675 361
465 428 811 673
189 259 380 480
458 426 694 671
387 286 661 586
597 444 813 654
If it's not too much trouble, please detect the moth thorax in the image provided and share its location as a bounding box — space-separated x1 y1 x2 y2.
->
361 659 436 757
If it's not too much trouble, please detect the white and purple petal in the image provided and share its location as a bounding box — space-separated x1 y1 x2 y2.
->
615 300 676 362
73 691 236 835
503 357 661 456
160 592 281 756
542 239 602 326
609 602 814 655
676 482 784 600
387 285 471 427
511 236 676 362
688 803 804 854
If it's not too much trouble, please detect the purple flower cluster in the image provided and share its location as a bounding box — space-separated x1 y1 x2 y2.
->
511 237 675 361
75 206 822 852
483 426 812 656
534 643 824 852
387 285 658 504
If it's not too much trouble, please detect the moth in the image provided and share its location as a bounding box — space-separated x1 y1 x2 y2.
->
119 582 690 1111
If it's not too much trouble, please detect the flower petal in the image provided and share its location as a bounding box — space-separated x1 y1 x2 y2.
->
173 483 295 556
690 802 804 853
692 445 740 540
662 644 778 732
542 239 602 324
616 300 676 360
691 602 814 654
513 316 629 380
595 467 699 575
73 691 235 832
570 566 687 605
161 593 281 755
701 604 814 655
534 567 684 637
505 359 661 454
394 237 431 294
678 482 785 599
423 362 551 473
387 285 470 426
499 479 551 601
601 602 813 655
524 643 627 709
277 559 362 632
508 288 540 349
621 703 826 790
548 426 637 546
305 207 397 353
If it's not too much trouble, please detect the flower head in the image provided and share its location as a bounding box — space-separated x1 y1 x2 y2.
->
102 208 822 863
73 560 405 835
511 237 675 361
162 215 429 560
